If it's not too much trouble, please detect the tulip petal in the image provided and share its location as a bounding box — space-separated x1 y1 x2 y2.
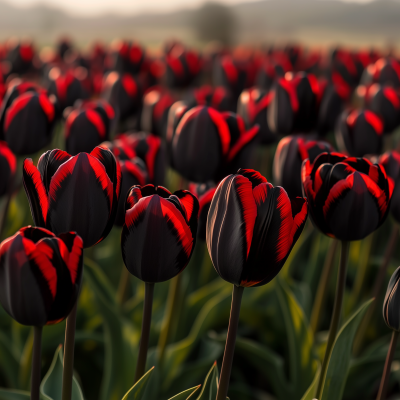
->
38 149 72 192
23 158 49 226
206 174 257 285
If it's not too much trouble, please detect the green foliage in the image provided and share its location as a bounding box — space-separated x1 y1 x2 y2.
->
121 368 154 400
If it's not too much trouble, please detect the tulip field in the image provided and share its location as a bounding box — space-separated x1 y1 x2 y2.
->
0 38 400 400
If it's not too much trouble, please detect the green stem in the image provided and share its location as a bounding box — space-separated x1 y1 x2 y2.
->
315 240 349 399
62 301 78 400
157 273 182 364
354 224 399 355
30 326 42 400
310 239 339 334
117 266 131 306
216 285 244 400
376 330 399 400
134 282 154 383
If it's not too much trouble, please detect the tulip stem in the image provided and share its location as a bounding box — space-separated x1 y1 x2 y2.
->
376 330 399 400
315 240 349 399
157 273 182 364
30 326 42 400
216 285 244 400
310 239 339 334
135 282 154 383
62 301 78 400
354 224 399 355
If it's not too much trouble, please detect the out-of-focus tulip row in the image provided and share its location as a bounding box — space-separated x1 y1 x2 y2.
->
0 36 400 400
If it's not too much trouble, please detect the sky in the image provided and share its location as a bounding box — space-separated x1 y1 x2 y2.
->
5 0 375 17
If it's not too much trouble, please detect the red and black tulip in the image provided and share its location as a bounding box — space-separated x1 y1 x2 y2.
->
110 40 145 75
302 153 392 240
206 168 308 287
23 146 121 248
121 184 199 283
186 85 234 113
273 136 334 199
0 226 83 326
335 109 384 157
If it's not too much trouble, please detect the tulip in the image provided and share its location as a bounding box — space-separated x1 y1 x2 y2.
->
206 168 307 400
361 57 400 88
115 159 148 226
108 132 166 185
65 108 107 155
0 141 16 198
6 40 35 75
335 109 384 157
141 87 176 137
186 85 234 112
237 87 276 145
302 152 392 398
0 88 56 155
330 48 360 91
377 266 400 400
110 40 145 74
47 69 85 111
102 71 141 121
171 106 259 183
255 58 288 91
23 146 121 248
0 226 83 400
273 136 334 199
121 184 198 382
368 84 400 133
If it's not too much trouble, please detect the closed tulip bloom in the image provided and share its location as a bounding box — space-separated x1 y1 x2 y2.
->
189 183 217 240
361 58 400 88
186 85 234 112
102 71 141 121
65 108 107 155
379 151 400 223
383 266 400 331
23 146 121 248
121 185 199 283
207 169 308 287
335 109 384 157
115 159 148 226
302 153 392 241
6 40 35 75
273 136 334 199
79 99 115 138
0 226 83 326
368 84 400 133
2 91 56 155
0 141 16 197
237 87 276 145
110 40 145 75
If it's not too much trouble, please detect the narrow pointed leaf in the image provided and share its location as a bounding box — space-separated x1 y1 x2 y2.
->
300 364 320 400
167 385 200 400
121 367 154 400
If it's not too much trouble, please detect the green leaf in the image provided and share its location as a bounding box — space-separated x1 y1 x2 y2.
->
40 345 84 400
84 258 137 400
321 298 373 400
121 367 154 400
167 385 200 400
300 364 320 400
195 362 218 400
0 388 30 400
276 278 316 398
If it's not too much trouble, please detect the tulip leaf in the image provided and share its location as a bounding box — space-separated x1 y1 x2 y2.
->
194 362 218 400
167 385 200 400
321 298 373 400
40 345 84 400
84 258 137 400
300 364 320 400
121 367 154 400
276 278 316 398
0 388 30 400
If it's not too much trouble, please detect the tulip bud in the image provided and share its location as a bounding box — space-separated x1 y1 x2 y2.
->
186 85 234 112
0 226 83 326
110 40 145 75
383 266 400 332
121 185 199 283
207 169 308 287
23 146 121 248
335 109 384 157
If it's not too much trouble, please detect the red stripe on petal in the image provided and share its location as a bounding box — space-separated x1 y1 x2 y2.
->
208 107 230 156
323 174 353 218
123 160 147 186
176 191 195 221
252 182 274 206
125 193 149 227
274 188 294 263
122 74 137 97
290 198 308 239
126 186 143 210
0 142 16 174
359 172 388 217
58 235 83 284
364 111 383 135
278 78 299 112
4 92 34 131
65 109 80 139
227 125 259 162
38 94 55 122
23 159 49 223
48 156 78 202
86 109 106 138
23 238 57 299
383 87 400 109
